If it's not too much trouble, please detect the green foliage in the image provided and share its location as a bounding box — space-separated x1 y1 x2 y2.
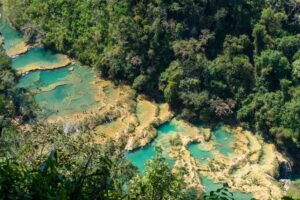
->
0 44 34 157
254 50 290 91
0 46 16 118
277 35 300 60
0 151 127 200
3 0 300 172
203 184 234 200
127 149 193 200
0 134 201 200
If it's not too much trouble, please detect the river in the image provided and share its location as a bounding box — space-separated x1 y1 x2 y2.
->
1 17 295 200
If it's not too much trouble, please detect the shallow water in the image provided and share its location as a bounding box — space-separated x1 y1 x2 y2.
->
29 64 98 119
16 60 98 119
125 120 179 172
17 67 70 90
12 48 63 70
213 127 235 156
0 19 99 119
125 119 252 196
188 143 214 161
125 144 156 172
127 119 248 195
0 19 25 52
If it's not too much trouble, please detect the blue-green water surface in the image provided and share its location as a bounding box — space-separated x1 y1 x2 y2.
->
29 65 98 118
213 127 235 156
125 120 179 172
0 19 25 52
1 17 99 119
0 15 258 199
12 48 62 70
18 67 70 89
188 143 214 164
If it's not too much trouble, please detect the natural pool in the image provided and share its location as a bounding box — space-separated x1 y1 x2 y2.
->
0 19 99 119
188 143 214 164
188 126 235 162
126 120 252 198
17 67 70 90
12 47 66 70
0 19 26 55
125 120 179 172
212 126 235 156
19 64 98 119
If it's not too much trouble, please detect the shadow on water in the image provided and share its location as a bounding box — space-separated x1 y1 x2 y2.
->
201 176 253 200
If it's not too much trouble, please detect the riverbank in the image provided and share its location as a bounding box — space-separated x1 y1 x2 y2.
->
7 41 29 57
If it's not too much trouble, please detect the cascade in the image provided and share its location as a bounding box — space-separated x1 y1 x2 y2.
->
280 160 293 179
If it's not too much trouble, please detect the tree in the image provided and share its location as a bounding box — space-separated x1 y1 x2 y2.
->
159 61 183 104
127 149 194 200
254 50 291 91
276 35 300 60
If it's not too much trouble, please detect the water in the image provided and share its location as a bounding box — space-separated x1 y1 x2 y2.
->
17 67 70 90
12 48 63 70
188 143 214 164
159 121 182 133
125 144 156 172
201 176 253 200
30 64 98 119
0 15 271 199
0 19 25 53
127 120 245 195
17 62 98 119
188 126 234 164
213 127 235 156
0 18 99 119
125 120 179 173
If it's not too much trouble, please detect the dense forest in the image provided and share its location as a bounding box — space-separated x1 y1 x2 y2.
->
3 0 299 162
0 44 33 156
1 0 300 199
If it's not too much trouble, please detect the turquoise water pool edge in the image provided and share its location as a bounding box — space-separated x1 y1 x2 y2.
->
125 120 180 173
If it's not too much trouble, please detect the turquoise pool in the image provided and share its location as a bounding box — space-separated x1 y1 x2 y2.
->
12 48 63 70
0 19 25 53
125 120 179 173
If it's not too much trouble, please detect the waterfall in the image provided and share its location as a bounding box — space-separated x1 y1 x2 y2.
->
280 160 293 179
